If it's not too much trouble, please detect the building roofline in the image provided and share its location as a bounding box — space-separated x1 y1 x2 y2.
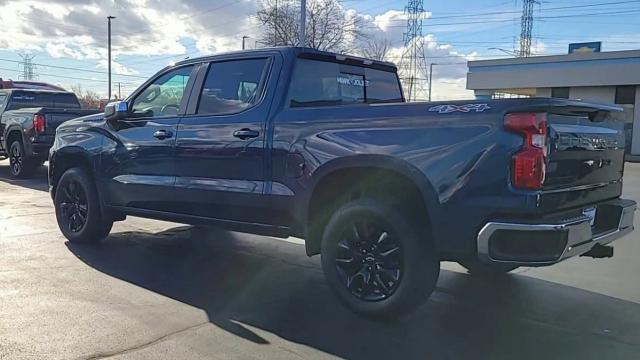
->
468 49 640 67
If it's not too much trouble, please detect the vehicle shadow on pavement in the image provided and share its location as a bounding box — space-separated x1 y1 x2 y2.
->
66 226 640 360
0 161 49 192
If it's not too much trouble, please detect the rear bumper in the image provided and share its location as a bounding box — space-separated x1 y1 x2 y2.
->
477 198 636 266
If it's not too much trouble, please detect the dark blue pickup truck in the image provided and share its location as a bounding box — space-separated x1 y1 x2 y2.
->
48 47 636 318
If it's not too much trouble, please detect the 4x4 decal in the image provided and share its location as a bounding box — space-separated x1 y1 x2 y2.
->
428 104 491 114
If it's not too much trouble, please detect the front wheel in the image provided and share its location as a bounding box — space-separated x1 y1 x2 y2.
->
321 199 439 319
54 167 113 243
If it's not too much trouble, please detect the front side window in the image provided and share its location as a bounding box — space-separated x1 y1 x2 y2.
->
197 58 270 115
131 65 194 118
288 59 403 108
0 93 7 111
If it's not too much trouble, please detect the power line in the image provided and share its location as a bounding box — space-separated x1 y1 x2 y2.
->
0 58 148 79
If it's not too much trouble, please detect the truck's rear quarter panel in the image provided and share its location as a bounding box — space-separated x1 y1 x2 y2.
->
273 100 525 257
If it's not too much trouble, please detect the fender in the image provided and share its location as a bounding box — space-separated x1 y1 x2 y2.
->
299 154 441 254
2 124 28 152
49 146 98 195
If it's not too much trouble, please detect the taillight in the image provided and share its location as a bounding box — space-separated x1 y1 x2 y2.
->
505 112 547 190
33 114 45 134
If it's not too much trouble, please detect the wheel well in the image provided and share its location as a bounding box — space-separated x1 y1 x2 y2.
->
5 130 22 150
306 167 431 256
51 153 93 195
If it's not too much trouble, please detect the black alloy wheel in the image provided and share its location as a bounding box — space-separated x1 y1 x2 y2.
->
321 199 440 319
8 140 36 178
54 167 113 243
58 180 89 233
335 221 402 301
9 141 24 176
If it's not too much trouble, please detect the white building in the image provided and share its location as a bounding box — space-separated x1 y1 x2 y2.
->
466 49 640 158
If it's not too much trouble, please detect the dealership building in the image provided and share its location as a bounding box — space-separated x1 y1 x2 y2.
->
466 48 640 158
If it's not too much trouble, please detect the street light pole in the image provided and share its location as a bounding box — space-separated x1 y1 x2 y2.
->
242 36 249 50
299 0 306 47
428 63 436 102
107 16 116 100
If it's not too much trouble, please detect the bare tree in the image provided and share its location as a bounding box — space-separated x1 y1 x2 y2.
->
70 85 101 109
360 37 392 61
256 0 363 53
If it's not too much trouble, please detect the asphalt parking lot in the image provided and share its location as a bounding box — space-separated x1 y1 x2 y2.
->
1 159 640 360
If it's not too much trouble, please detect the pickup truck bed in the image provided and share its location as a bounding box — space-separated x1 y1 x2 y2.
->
0 89 99 177
47 47 636 319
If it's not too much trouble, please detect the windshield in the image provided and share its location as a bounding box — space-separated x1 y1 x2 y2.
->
7 91 81 110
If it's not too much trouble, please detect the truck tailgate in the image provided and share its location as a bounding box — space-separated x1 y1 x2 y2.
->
541 111 626 211
43 109 99 135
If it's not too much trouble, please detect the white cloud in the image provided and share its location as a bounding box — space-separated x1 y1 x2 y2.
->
96 58 138 76
0 0 477 99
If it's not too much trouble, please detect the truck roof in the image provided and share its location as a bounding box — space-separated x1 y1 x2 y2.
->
0 79 68 92
0 88 75 95
175 47 398 72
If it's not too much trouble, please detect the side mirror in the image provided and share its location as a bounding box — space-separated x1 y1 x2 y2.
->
104 101 129 122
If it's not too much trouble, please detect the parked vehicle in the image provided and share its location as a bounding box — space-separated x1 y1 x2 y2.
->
0 86 99 178
49 47 636 318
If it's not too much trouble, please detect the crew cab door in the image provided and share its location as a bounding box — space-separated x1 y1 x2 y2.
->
102 65 197 212
174 56 277 224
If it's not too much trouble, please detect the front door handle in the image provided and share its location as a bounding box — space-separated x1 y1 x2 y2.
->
153 129 173 140
233 128 260 140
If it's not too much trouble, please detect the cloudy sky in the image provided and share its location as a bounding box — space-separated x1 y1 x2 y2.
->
0 0 638 99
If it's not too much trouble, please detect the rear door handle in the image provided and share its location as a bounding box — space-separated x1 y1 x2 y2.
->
153 130 173 140
233 128 260 140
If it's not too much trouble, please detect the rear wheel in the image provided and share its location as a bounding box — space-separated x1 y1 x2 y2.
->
54 167 113 243
321 199 439 319
9 140 36 178
459 259 518 276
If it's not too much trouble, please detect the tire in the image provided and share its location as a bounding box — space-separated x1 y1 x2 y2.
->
459 259 518 276
54 167 113 243
321 199 439 319
8 140 36 179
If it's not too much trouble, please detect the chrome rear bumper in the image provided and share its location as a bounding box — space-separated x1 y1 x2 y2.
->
477 198 636 266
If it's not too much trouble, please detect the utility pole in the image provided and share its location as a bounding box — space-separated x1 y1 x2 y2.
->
299 0 306 47
117 82 121 99
18 53 38 80
428 63 436 102
242 36 249 50
398 0 428 101
107 16 116 99
519 0 538 57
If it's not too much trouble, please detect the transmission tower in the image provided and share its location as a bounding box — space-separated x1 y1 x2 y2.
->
18 53 38 80
519 0 539 57
398 0 428 101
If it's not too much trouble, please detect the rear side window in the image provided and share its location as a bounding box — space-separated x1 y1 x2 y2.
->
197 58 270 115
288 59 402 107
7 91 81 110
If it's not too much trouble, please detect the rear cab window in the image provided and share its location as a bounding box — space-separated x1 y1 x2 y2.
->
287 58 403 108
7 91 81 110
